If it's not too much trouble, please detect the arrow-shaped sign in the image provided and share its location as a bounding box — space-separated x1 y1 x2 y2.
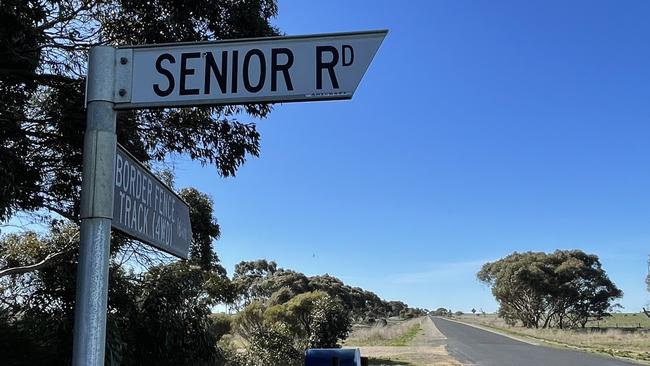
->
113 30 387 109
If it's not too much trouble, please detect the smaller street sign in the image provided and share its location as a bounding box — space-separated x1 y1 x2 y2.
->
112 144 192 258
113 30 387 109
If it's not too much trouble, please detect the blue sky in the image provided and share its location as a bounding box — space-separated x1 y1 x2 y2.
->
172 0 650 312
4 1 649 314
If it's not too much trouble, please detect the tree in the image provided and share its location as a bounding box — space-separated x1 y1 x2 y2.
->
235 290 351 353
130 263 221 366
0 223 81 365
308 295 351 348
478 252 548 328
232 259 278 307
230 323 303 366
0 184 230 365
180 188 223 273
388 301 408 317
1 5 281 361
432 308 449 316
230 262 402 322
1 0 279 224
478 250 622 328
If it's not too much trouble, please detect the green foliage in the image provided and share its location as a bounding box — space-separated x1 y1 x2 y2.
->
233 301 267 343
231 260 423 326
233 291 351 356
478 250 623 328
0 307 59 366
209 313 233 341
431 308 449 316
308 295 351 348
267 291 351 348
0 183 229 365
232 259 279 306
0 0 280 222
179 188 224 274
386 323 421 346
227 324 303 366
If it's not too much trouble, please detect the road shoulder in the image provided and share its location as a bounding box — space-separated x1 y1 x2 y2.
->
446 317 650 366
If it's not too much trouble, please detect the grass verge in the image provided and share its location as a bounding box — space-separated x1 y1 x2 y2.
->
345 318 423 347
386 323 421 346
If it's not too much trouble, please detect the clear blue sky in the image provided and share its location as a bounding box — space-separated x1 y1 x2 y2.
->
169 0 650 312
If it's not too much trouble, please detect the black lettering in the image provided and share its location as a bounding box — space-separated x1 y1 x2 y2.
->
232 50 239 93
271 48 294 91
179 52 200 95
205 51 228 94
316 46 339 89
243 49 266 93
153 53 175 97
342 45 354 66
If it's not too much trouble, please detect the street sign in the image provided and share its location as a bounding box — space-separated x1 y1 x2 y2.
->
74 30 387 366
113 30 387 109
112 144 192 259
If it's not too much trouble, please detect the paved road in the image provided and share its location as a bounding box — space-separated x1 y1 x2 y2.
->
432 317 639 366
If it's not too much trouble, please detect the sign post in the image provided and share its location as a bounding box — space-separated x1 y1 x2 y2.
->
72 30 386 366
73 46 117 366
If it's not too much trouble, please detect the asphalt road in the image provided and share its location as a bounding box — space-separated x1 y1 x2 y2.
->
432 317 639 366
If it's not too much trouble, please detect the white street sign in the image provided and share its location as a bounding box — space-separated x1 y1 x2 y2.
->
113 30 387 108
75 30 387 365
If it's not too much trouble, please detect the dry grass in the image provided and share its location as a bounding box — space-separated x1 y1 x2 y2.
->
345 318 424 347
363 345 460 366
347 317 462 366
457 314 650 362
585 313 650 328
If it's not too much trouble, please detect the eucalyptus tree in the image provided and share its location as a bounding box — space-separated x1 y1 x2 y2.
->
478 250 622 328
0 185 231 365
1 0 279 224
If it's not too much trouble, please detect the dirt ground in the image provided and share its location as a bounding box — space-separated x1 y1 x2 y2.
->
358 317 462 366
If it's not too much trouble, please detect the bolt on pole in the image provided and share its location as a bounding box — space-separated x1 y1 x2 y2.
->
72 46 117 366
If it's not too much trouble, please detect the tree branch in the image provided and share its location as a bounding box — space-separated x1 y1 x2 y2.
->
42 203 76 222
0 248 73 278
643 308 650 319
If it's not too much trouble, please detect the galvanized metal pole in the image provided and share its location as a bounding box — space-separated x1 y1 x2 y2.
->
72 46 117 366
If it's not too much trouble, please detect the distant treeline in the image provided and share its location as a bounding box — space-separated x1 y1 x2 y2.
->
231 259 427 321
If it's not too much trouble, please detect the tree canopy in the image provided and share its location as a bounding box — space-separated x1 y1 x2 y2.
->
478 250 622 328
1 0 279 223
0 184 228 365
